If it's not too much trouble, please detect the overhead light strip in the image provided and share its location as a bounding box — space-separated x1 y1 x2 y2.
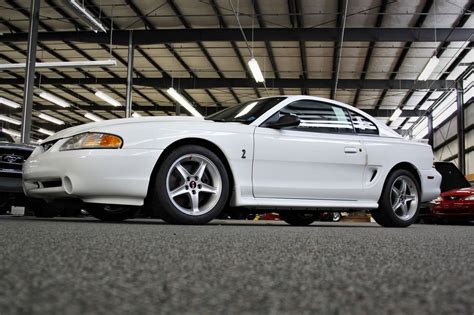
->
84 112 103 122
1 128 21 137
38 128 55 136
0 96 21 108
0 115 21 125
389 108 403 122
417 56 440 81
0 59 117 70
67 0 107 33
166 88 203 117
38 113 65 125
38 91 71 108
95 90 122 107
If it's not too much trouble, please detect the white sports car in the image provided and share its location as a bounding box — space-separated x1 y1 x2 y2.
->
23 95 441 227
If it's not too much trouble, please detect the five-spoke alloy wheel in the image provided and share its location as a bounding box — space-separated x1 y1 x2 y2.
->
154 145 229 224
372 169 420 227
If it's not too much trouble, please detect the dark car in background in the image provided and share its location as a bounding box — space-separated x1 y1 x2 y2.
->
0 131 35 214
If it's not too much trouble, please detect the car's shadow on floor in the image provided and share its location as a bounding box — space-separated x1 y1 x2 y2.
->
1 215 383 228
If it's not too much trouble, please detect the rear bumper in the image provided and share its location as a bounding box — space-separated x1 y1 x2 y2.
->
419 168 442 202
23 148 162 206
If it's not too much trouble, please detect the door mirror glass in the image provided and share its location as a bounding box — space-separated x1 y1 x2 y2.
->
266 114 300 129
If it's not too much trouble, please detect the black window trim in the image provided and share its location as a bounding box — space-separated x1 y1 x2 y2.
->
260 100 358 135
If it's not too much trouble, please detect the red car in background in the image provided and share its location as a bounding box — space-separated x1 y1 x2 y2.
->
426 162 474 224
432 187 474 224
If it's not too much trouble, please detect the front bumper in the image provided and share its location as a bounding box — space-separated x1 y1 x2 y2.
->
23 147 162 206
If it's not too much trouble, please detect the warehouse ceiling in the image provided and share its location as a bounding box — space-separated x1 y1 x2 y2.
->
0 0 472 141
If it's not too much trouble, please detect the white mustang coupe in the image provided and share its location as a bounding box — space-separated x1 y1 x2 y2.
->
23 96 441 227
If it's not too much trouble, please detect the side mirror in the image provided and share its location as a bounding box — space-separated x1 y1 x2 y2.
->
266 114 300 129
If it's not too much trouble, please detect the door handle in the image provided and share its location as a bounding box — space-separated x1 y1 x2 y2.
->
344 147 358 154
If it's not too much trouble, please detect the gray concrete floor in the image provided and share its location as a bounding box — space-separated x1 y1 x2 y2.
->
0 216 473 314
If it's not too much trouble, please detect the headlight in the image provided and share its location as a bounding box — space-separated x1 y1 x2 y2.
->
59 133 123 151
464 195 474 200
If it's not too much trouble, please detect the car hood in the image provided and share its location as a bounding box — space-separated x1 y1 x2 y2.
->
441 187 474 198
43 116 205 142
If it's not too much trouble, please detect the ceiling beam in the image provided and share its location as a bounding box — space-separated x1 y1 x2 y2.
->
0 77 454 90
1 28 470 45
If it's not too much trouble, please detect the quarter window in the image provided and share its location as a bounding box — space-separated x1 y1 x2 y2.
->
349 112 379 135
273 100 354 134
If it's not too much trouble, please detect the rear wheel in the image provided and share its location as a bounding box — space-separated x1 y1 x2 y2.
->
280 212 317 226
154 145 230 225
87 204 138 222
332 212 342 222
372 169 420 227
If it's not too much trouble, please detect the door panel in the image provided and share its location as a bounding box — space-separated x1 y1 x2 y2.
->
253 128 366 200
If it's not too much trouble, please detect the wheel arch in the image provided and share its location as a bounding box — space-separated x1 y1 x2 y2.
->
144 137 235 211
380 162 422 201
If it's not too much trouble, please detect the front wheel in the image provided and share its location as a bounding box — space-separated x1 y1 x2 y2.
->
153 145 230 225
332 212 342 222
372 169 420 227
86 204 138 222
280 212 317 226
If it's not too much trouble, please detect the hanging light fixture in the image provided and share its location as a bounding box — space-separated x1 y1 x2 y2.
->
94 90 122 107
84 112 103 122
247 58 265 83
417 56 440 81
0 115 21 125
166 88 203 117
389 108 403 122
0 59 117 70
66 0 107 33
38 91 71 108
1 128 21 137
38 128 55 136
0 96 21 109
38 113 65 125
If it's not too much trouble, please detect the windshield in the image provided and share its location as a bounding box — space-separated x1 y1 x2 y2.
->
205 97 286 124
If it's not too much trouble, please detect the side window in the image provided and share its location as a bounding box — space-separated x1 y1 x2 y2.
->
349 111 379 135
276 100 354 134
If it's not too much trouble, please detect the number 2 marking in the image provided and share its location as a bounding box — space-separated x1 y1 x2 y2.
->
241 149 246 159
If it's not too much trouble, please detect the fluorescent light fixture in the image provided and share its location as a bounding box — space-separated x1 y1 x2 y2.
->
1 128 20 137
166 88 203 117
417 56 439 81
0 96 21 109
94 90 122 107
84 112 103 122
38 128 55 136
67 0 107 32
38 91 71 108
389 108 403 122
0 59 117 70
132 112 142 118
0 115 21 125
38 113 64 125
247 58 265 83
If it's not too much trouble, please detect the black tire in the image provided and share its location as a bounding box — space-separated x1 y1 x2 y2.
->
153 145 230 225
280 212 317 226
0 205 10 215
372 169 421 227
86 204 138 222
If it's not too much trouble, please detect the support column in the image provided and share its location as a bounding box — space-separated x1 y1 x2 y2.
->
125 30 134 118
21 0 40 143
427 112 434 147
456 81 465 174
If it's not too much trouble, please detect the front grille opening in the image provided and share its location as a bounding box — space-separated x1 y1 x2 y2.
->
41 180 62 188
